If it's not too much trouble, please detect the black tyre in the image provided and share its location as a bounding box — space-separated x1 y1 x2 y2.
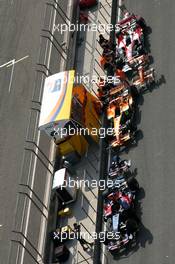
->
127 178 139 191
137 17 147 30
102 189 111 198
112 202 120 213
126 218 139 234
131 85 139 98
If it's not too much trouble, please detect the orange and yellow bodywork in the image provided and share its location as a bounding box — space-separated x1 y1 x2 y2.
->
39 70 101 160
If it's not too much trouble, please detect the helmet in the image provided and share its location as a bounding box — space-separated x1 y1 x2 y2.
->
119 196 131 209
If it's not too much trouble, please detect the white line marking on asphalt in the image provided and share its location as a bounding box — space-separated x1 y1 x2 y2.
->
0 55 29 93
0 56 29 69
20 131 41 264
6 55 29 68
0 60 14 68
8 59 15 93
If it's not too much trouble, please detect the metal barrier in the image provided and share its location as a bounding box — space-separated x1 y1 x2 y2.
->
12 231 44 263
83 170 98 199
93 1 118 263
80 223 94 239
19 183 48 211
10 239 41 264
81 194 96 225
85 168 93 180
46 2 69 26
8 0 71 263
100 2 111 17
24 147 53 175
26 140 54 168
85 152 99 174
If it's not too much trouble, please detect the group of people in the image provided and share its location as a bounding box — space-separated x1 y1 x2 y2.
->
73 223 94 251
103 210 140 251
98 13 151 253
101 13 155 254
103 157 140 252
99 12 147 73
52 223 94 252
96 13 154 148
97 75 136 147
97 11 155 98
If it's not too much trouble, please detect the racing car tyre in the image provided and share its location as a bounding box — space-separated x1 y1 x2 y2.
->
102 189 111 198
136 17 147 30
131 85 139 98
127 178 139 192
126 218 139 235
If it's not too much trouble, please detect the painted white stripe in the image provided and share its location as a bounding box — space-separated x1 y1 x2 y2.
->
0 56 29 93
8 59 15 93
6 55 29 68
0 60 14 68
19 131 41 264
0 55 29 69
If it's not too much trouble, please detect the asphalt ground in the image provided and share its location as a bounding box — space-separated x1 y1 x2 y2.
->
108 0 175 263
0 0 69 263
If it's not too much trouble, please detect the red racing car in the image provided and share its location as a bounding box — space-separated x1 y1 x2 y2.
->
116 13 147 61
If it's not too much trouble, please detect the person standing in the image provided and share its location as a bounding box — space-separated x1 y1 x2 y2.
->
73 223 94 251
